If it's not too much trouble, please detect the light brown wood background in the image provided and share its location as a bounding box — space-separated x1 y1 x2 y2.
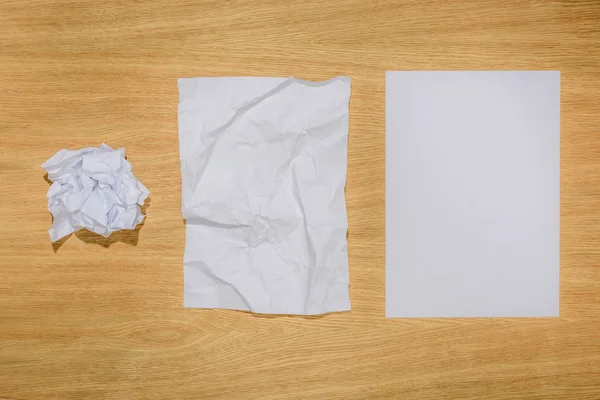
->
1 0 599 399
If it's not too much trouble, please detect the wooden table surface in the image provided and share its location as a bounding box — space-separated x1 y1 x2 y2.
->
2 1 600 399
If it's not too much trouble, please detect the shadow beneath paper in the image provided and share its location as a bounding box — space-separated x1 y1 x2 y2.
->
75 223 142 247
242 310 346 320
52 233 72 252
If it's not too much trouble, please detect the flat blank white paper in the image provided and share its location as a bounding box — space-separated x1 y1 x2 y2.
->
386 71 560 318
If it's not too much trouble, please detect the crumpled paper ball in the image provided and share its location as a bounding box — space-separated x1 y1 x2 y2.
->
42 143 149 242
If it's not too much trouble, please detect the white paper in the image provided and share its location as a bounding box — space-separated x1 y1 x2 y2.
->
178 76 351 315
386 71 560 318
42 144 149 242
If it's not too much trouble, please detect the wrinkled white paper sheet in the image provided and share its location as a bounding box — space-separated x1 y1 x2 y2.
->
178 76 351 315
42 144 149 242
386 71 560 318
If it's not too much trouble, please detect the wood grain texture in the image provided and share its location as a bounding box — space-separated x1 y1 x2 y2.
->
1 0 599 398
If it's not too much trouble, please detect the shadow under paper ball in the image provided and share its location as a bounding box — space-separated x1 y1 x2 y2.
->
51 233 72 252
